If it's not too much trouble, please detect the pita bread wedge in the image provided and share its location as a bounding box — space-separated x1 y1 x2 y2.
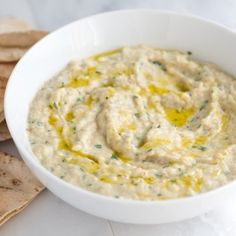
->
0 120 11 141
0 17 31 34
0 47 27 62
0 30 47 48
0 62 16 78
0 76 8 114
0 111 4 123
0 152 44 226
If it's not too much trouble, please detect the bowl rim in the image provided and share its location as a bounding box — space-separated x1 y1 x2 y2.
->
4 8 236 206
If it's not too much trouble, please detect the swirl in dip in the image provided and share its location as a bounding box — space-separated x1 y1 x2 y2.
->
28 46 236 200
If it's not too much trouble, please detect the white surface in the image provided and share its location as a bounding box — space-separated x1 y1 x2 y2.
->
1 0 236 235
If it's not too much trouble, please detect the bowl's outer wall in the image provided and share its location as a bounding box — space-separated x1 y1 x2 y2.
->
5 10 236 224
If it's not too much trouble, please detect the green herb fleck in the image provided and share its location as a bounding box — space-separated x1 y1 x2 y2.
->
199 100 209 111
192 145 207 151
36 121 43 126
155 173 163 178
163 164 170 168
152 60 162 66
190 116 199 123
94 144 102 149
111 153 118 160
53 102 58 110
134 113 140 118
152 60 167 71
187 51 192 55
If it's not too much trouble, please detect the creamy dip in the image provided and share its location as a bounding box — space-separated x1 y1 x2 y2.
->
28 46 236 200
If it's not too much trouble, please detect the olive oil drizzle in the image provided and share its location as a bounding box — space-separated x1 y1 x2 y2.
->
48 114 98 164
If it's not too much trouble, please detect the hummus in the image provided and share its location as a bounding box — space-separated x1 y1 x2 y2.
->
28 46 236 200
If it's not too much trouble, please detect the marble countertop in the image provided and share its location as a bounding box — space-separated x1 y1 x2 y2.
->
0 1 236 235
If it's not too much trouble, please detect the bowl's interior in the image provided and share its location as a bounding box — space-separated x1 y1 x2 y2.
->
5 9 236 166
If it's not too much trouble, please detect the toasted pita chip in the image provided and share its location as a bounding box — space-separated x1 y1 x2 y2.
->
0 111 4 123
0 76 8 113
0 30 47 48
0 47 27 62
0 120 11 141
0 152 44 226
0 62 16 78
0 17 31 34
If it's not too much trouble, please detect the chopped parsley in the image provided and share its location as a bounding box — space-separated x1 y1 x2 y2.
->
111 153 118 160
53 102 58 110
190 116 199 123
163 164 170 168
152 60 162 66
192 145 207 151
94 144 102 149
199 100 209 111
178 168 184 176
134 112 140 118
187 51 192 55
151 60 167 71
36 121 43 126
155 173 163 178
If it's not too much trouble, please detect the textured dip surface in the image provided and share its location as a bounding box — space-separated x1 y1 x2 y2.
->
28 46 236 200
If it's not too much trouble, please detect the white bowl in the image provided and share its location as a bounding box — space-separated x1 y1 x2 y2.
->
4 10 236 224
